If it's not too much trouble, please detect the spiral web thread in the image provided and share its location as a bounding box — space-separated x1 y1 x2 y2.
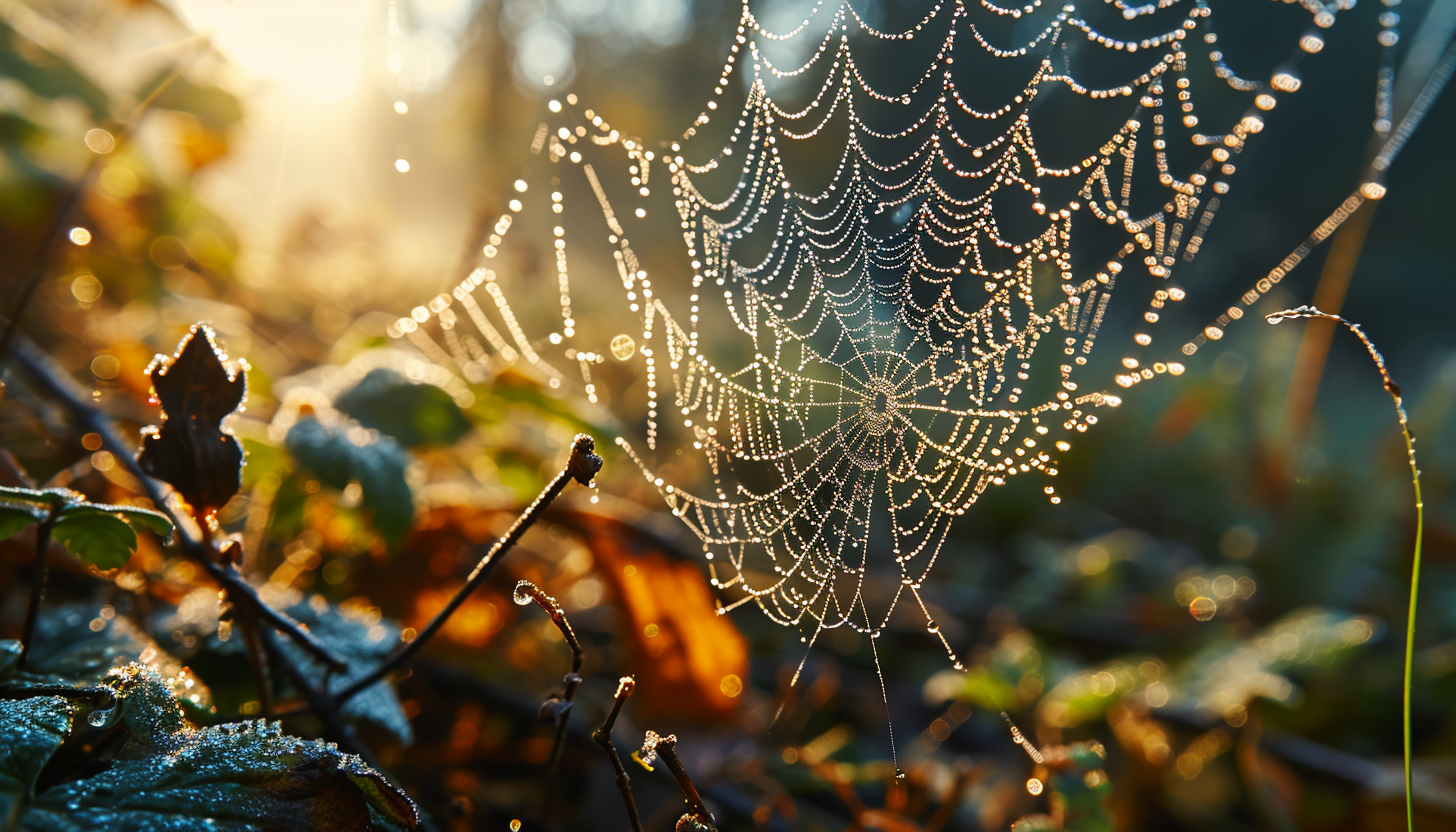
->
392 0 1436 682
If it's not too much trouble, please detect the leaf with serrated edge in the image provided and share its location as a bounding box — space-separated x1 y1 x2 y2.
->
0 695 73 821
22 665 417 831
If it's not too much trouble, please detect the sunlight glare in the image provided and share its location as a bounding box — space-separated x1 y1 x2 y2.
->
178 0 370 102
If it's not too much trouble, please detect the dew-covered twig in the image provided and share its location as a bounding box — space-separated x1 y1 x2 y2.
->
333 434 602 707
513 580 583 770
8 332 348 675
17 501 62 670
593 677 643 832
641 731 717 831
1267 305 1424 832
513 579 585 824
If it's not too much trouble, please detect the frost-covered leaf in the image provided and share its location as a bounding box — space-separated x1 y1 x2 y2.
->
21 665 416 832
335 368 471 448
13 609 212 721
51 513 136 570
274 598 413 746
138 324 247 514
0 695 73 822
0 485 60 508
284 418 413 546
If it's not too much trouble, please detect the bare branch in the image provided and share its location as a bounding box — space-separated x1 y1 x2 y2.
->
593 677 643 832
641 731 717 831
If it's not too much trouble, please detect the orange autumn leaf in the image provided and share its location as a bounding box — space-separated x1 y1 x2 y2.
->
573 512 748 721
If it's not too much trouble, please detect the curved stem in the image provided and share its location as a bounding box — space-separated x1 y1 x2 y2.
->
1267 306 1423 832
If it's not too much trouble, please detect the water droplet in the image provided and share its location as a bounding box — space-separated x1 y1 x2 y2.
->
1189 596 1217 622
513 581 534 606
88 708 114 728
1027 777 1044 795
610 333 637 360
510 820 522 832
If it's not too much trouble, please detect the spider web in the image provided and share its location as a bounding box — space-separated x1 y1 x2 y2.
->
394 0 1438 686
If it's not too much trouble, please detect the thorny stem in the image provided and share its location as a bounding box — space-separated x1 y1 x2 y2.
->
644 733 717 831
593 677 643 832
8 332 348 674
1267 306 1424 832
333 434 602 707
18 501 62 670
0 64 190 363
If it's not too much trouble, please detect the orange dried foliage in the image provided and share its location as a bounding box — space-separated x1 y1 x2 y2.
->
579 516 748 721
412 582 506 649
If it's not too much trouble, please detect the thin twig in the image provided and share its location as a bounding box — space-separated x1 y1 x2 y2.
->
238 615 275 718
7 331 348 673
641 731 717 831
1267 306 1424 832
332 434 602 706
18 500 62 669
593 676 643 832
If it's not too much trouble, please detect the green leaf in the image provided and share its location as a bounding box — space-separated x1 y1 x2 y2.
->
78 503 174 539
21 665 417 831
0 504 43 540
0 695 72 822
335 368 472 448
51 513 137 570
284 418 414 546
0 485 65 508
137 70 243 132
0 20 110 119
